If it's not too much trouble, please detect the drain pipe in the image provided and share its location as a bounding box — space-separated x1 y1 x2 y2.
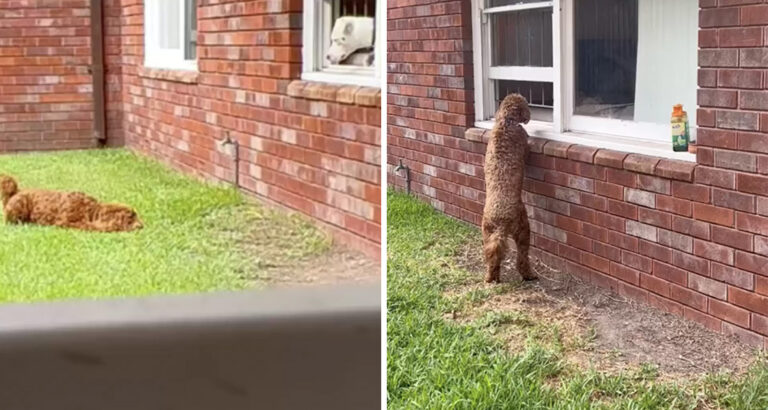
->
394 159 411 195
89 0 106 145
221 132 240 188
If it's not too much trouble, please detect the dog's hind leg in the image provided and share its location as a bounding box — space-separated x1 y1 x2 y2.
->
482 220 507 283
512 205 536 281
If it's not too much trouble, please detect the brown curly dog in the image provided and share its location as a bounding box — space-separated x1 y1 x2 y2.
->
482 93 535 283
1 175 143 232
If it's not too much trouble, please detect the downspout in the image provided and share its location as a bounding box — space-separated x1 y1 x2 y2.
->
90 0 107 145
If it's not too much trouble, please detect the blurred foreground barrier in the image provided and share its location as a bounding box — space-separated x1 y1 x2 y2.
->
0 285 381 409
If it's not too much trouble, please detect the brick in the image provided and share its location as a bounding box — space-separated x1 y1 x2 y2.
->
653 261 687 286
752 313 768 337
693 203 734 227
595 181 624 200
582 253 610 274
672 181 710 203
622 251 652 273
694 239 734 265
711 263 755 291
543 141 572 158
594 242 622 262
719 27 763 47
730 286 768 316
699 49 739 67
567 145 598 163
672 250 710 276
712 188 755 213
626 220 657 242
735 251 768 275
654 160 696 182
741 4 768 26
658 229 693 252
670 284 708 311
741 48 768 68
712 225 753 252
694 166 735 189
638 208 671 229
714 149 757 172
697 89 738 109
606 169 637 188
739 132 768 154
594 150 628 168
637 175 670 195
624 188 655 208
700 7 739 27
709 299 751 328
609 262 640 285
717 111 759 131
641 273 670 297
722 322 764 348
736 212 768 236
737 173 768 196
688 273 727 300
623 154 659 175
639 240 673 263
684 307 722 332
656 195 692 217
755 236 768 256
718 69 763 88
698 128 738 149
672 216 711 240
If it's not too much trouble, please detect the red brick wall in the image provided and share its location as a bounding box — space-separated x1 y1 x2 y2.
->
389 0 768 347
106 0 381 258
0 0 96 152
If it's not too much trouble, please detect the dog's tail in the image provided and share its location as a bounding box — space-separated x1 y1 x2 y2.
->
1 175 18 206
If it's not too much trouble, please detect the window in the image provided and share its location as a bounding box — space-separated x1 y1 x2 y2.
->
472 0 698 158
303 0 382 87
145 0 197 71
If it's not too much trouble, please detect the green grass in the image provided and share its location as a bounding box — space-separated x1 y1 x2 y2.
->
0 149 330 302
387 190 768 409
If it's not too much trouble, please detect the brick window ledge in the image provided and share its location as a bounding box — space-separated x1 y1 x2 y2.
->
287 80 381 108
138 67 199 84
465 127 697 183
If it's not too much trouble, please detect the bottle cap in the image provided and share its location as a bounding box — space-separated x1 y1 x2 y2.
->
672 104 684 116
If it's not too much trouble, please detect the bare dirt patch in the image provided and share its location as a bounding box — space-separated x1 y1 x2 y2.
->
204 204 379 288
265 247 380 287
451 241 757 378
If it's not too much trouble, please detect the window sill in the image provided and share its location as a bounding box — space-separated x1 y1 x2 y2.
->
466 123 697 183
287 80 381 107
138 66 199 84
301 71 380 89
473 120 696 163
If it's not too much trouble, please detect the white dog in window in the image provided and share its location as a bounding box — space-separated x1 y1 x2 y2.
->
326 16 375 67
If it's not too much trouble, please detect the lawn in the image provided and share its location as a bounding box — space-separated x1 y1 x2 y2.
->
0 149 330 302
387 190 768 409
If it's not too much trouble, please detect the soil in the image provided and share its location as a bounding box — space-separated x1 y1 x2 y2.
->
265 246 380 287
452 242 757 378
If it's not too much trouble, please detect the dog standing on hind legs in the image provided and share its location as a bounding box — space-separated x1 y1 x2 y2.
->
482 93 536 283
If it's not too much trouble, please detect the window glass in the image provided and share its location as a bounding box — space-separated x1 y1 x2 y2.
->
496 80 554 122
158 0 181 50
574 0 697 126
490 7 553 67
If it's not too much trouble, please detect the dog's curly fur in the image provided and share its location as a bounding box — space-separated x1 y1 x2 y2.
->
1 175 143 232
482 93 535 283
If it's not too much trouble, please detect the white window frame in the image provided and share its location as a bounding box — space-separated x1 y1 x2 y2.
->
472 0 696 161
302 0 383 88
144 0 198 72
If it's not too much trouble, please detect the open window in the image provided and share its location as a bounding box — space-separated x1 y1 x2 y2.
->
472 0 698 159
144 0 197 71
303 0 383 87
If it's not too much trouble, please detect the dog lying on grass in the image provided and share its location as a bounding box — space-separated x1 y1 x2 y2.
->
482 93 535 283
0 175 143 232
